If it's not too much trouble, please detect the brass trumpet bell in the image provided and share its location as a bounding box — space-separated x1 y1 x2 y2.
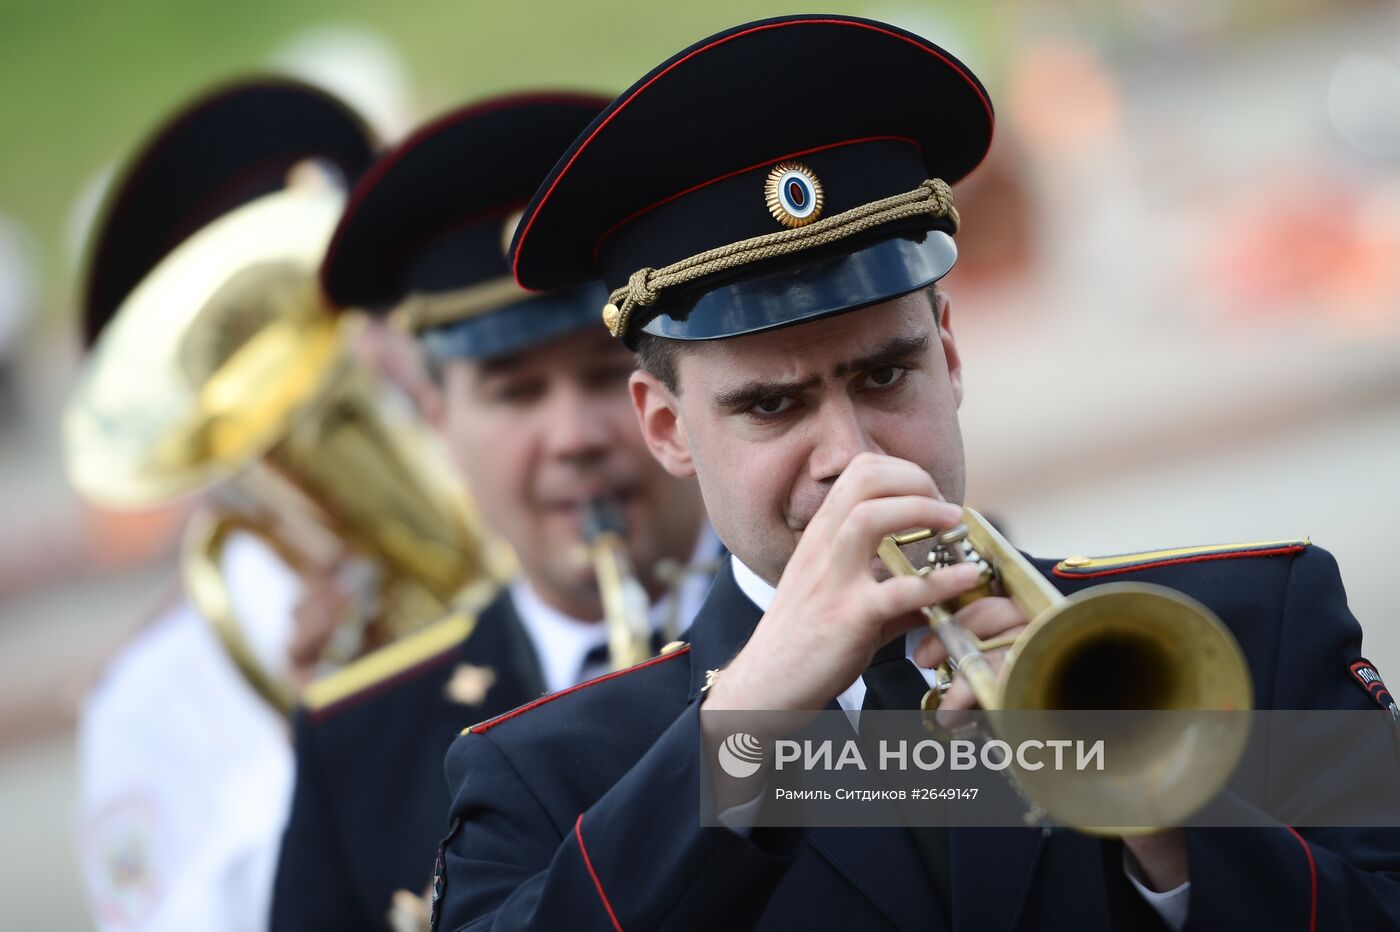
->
1000 582 1252 836
883 508 1253 836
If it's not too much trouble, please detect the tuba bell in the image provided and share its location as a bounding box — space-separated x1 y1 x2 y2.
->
65 184 501 713
879 507 1253 835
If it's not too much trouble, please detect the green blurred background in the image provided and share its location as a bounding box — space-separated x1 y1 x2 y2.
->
0 0 1339 318
0 0 1003 318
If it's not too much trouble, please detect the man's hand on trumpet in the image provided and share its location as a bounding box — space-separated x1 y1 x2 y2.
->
912 596 1028 712
703 453 983 714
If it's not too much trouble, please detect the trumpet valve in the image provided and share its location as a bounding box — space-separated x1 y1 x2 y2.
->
924 526 998 606
925 524 974 568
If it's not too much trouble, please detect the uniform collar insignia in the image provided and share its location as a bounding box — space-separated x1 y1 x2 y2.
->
445 663 497 706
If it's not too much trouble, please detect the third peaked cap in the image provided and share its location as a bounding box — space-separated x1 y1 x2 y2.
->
83 78 373 347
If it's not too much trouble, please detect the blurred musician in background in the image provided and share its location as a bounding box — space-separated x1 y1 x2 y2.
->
68 79 382 931
269 94 718 932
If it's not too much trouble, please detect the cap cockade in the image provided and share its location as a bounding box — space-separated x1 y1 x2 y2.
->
765 161 825 229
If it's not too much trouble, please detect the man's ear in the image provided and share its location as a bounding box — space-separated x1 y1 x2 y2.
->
426 358 470 434
630 369 695 478
935 290 964 408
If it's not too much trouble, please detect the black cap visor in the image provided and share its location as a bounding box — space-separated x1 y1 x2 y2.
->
421 282 608 361
634 229 955 345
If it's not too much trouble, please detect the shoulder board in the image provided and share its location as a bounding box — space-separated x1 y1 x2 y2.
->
1053 538 1309 579
461 643 690 737
303 611 476 715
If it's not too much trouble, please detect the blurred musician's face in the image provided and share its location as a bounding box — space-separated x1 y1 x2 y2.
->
630 290 966 587
439 328 707 620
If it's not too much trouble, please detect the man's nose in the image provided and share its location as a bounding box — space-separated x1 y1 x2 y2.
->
541 385 612 463
808 397 882 482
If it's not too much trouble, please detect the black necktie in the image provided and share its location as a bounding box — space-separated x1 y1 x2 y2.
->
583 642 610 670
581 631 668 673
861 636 934 711
860 637 952 924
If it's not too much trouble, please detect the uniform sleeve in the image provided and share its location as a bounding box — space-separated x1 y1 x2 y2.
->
270 710 366 931
1180 546 1400 931
436 701 801 931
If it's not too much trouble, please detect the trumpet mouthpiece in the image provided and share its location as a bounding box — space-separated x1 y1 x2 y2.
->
580 496 626 543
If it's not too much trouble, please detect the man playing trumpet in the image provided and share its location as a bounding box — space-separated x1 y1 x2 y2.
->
433 15 1400 931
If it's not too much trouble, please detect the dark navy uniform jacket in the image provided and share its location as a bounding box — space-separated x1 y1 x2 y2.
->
436 543 1400 931
273 589 541 931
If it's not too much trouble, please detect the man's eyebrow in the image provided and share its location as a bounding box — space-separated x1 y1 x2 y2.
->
712 374 820 410
709 334 931 409
475 351 527 378
832 334 930 378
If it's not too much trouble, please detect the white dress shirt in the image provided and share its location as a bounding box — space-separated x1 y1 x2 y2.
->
728 556 1190 931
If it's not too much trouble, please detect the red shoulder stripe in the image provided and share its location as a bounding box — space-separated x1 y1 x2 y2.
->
468 645 690 735
1052 545 1305 580
307 646 460 724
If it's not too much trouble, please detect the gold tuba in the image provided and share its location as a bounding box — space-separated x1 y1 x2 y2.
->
879 508 1253 836
64 184 499 713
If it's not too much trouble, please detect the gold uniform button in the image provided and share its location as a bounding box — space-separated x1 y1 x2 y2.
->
659 640 686 655
1061 556 1091 568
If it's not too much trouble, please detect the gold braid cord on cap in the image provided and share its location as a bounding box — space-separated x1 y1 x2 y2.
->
392 275 528 332
602 178 959 338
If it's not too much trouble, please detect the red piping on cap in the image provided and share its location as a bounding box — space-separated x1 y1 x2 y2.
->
514 17 996 288
590 134 923 260
85 77 372 338
321 91 611 305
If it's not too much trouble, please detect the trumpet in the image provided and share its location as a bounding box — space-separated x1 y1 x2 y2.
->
65 185 499 713
879 508 1253 835
580 497 654 669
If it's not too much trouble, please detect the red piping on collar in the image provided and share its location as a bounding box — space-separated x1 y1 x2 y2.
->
468 645 690 735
